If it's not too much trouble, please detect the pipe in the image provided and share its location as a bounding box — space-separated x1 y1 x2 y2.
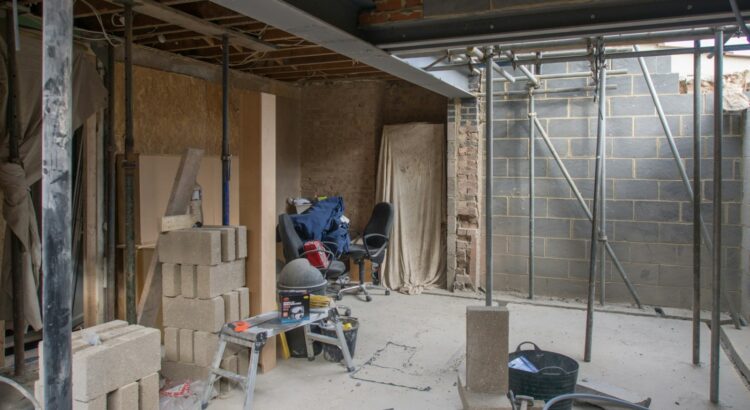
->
542 393 649 410
528 87 535 300
585 64 607 363
503 50 538 86
692 40 702 366
634 45 742 329
492 61 516 83
222 34 230 225
495 85 617 97
485 53 494 307
41 0 74 406
6 10 24 376
533 117 642 307
599 80 608 306
124 2 136 324
709 29 723 405
105 43 116 322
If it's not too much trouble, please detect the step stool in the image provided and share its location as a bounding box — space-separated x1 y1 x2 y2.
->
201 308 355 410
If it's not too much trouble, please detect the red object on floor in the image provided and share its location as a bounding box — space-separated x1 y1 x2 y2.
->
303 240 329 269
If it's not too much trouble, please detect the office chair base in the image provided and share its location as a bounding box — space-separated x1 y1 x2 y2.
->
336 282 390 302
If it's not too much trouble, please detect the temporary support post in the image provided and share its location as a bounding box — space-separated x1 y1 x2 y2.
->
222 34 230 225
709 29 723 405
42 0 74 407
634 45 742 329
105 43 116 322
485 51 494 307
5 9 24 376
598 82 608 306
123 1 136 324
585 61 607 363
528 87 535 299
692 40 702 366
534 117 641 307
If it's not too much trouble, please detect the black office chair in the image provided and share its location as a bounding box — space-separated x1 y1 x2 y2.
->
277 214 347 283
337 202 393 302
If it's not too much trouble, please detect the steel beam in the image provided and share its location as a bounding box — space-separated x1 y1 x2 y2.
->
207 0 473 98
42 0 74 407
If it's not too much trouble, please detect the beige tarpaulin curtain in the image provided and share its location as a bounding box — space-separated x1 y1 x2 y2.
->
377 123 445 294
0 31 107 331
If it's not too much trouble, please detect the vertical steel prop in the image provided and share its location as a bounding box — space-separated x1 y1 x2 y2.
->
42 0 74 407
485 50 494 307
528 87 536 300
692 40 702 366
709 29 723 405
123 2 136 324
222 34 230 225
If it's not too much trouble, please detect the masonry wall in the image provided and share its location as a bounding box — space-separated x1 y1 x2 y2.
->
299 80 447 230
490 57 745 310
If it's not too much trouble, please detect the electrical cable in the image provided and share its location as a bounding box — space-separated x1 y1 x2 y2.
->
0 375 41 410
77 0 122 46
728 0 750 43
542 393 650 410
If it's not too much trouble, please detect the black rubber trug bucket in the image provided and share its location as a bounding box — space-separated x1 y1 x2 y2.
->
508 342 579 410
320 317 359 362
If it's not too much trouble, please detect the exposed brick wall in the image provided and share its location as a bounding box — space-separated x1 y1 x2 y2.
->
488 57 745 310
299 79 446 231
359 0 423 26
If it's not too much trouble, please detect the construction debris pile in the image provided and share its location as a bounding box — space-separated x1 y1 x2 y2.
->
34 320 161 410
159 226 250 390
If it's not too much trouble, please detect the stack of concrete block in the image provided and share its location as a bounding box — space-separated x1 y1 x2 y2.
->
34 320 160 410
159 226 251 385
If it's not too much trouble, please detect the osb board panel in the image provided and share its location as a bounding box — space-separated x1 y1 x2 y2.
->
137 155 240 245
113 63 252 155
275 96 301 215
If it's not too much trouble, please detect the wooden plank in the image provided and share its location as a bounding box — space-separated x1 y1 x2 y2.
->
136 148 204 327
133 0 276 52
160 214 198 232
240 92 277 372
84 115 105 327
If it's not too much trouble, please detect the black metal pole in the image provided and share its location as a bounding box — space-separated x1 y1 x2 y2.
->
42 0 74 407
123 2 136 324
6 7 24 377
485 50 494 307
528 87 535 300
222 34 230 225
709 30 723 405
105 43 116 322
692 40 702 366
585 62 607 363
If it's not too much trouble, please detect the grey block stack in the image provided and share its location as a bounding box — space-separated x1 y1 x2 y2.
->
34 320 160 410
159 226 251 385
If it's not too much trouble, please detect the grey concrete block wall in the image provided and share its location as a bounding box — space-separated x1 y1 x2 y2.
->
489 58 744 310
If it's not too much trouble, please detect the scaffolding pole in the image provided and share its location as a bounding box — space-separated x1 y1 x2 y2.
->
528 87 535 299
634 45 742 329
533 117 641 307
221 34 230 225
105 43 116 322
585 62 607 363
42 0 74 407
485 51 494 306
692 40 702 366
123 1 136 325
709 29 723 405
5 7 24 376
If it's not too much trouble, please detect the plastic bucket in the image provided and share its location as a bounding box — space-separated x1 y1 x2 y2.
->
319 317 359 362
508 342 579 410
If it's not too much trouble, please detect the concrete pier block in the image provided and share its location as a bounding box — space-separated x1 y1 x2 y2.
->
180 264 197 298
193 331 241 367
466 306 509 393
160 360 210 382
205 226 237 261
74 396 106 410
195 259 245 299
238 287 250 318
106 381 138 410
223 291 240 323
164 327 180 362
179 328 195 363
139 373 160 410
162 295 225 332
162 263 180 297
159 229 222 266
235 226 248 259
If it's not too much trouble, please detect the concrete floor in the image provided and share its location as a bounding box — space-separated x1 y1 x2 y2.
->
208 291 750 410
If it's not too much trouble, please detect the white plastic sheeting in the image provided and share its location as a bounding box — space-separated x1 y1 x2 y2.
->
377 123 445 294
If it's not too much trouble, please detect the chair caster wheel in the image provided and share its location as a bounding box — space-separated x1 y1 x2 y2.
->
385 289 391 296
335 294 342 301
347 367 355 372
365 296 372 302
344 308 352 317
308 357 315 362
